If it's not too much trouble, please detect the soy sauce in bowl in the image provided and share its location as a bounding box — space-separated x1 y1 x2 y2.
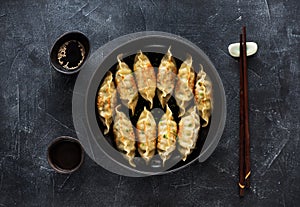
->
47 136 84 173
50 31 90 74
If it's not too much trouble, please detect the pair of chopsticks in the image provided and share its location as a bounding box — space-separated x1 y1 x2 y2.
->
238 26 251 197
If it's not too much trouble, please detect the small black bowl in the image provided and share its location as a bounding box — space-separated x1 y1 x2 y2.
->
50 31 90 74
47 136 84 173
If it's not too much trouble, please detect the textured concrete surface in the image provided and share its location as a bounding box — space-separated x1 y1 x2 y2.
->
0 0 299 206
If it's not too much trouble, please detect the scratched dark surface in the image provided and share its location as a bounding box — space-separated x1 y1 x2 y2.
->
0 0 299 206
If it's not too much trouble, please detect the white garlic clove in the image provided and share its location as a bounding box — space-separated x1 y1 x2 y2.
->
228 42 258 57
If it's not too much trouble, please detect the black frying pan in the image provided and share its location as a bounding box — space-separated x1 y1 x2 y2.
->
72 31 226 177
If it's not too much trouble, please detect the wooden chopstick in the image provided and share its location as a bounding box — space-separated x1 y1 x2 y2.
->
238 34 245 197
242 26 251 189
238 26 251 196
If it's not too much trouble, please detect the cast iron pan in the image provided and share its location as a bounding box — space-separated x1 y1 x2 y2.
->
72 31 226 177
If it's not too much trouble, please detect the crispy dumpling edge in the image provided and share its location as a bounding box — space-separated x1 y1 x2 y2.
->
134 51 156 109
175 55 195 117
115 54 139 114
157 46 177 108
97 71 117 135
113 104 136 167
157 104 177 166
136 106 157 164
194 64 213 127
177 106 201 161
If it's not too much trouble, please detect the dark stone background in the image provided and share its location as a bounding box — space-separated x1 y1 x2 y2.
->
0 0 299 206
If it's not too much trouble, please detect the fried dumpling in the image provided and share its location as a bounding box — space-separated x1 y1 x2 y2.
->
134 51 156 109
157 105 177 166
174 55 195 117
113 105 136 167
177 106 200 161
115 54 139 114
136 107 156 164
194 65 213 127
157 47 177 108
97 71 117 135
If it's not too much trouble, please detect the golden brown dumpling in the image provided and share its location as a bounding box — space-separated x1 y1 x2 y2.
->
177 106 200 161
136 107 156 164
134 51 156 109
113 105 136 167
157 105 177 166
157 47 177 108
115 54 139 114
97 71 117 135
194 65 212 127
174 55 195 117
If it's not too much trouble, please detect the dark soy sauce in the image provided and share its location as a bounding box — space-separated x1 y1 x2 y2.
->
48 139 83 171
58 40 85 70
